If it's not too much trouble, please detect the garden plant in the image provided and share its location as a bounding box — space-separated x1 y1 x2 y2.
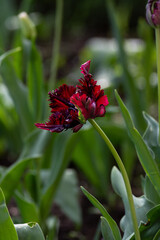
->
1 0 160 239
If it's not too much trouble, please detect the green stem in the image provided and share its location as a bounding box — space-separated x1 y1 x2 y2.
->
89 119 141 240
49 0 63 90
155 28 160 144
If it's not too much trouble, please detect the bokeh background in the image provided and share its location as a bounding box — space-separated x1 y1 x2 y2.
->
0 0 157 239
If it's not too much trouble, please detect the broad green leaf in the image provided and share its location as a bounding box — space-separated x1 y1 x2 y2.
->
14 190 39 223
81 186 121 240
111 166 154 239
130 205 160 240
15 223 45 240
101 216 115 240
54 169 82 225
0 188 18 240
115 90 160 196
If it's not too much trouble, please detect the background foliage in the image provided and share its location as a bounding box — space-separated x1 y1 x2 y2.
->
0 0 158 239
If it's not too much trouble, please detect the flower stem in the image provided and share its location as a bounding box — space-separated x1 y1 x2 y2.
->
89 119 141 240
155 28 160 144
49 0 63 90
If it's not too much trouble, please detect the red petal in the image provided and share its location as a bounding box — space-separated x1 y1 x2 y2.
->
35 123 64 133
80 60 91 75
96 95 109 108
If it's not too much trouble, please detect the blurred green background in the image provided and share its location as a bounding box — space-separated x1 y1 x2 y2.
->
0 0 158 239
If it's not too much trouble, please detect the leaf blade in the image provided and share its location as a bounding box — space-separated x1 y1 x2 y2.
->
0 188 18 240
15 223 45 240
115 90 160 196
101 216 115 240
81 186 121 240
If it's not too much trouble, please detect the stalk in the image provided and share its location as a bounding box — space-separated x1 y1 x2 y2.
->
155 28 160 144
89 119 141 240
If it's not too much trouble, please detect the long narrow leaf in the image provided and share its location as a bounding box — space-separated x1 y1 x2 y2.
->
0 54 33 133
153 229 160 240
40 132 77 220
81 186 121 240
101 216 115 240
115 90 160 196
0 157 33 202
24 40 44 121
105 0 145 131
0 47 21 65
111 166 154 239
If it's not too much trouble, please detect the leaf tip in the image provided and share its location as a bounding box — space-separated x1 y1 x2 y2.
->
80 186 85 193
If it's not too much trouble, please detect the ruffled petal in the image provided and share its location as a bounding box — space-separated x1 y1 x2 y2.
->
80 60 91 75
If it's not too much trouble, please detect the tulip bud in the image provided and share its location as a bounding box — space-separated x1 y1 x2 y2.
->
18 12 36 40
146 0 160 28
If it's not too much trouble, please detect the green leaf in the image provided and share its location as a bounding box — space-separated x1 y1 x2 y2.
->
144 176 160 205
130 205 160 240
15 222 45 240
40 132 77 220
24 170 38 203
46 216 59 240
0 188 18 240
111 166 154 240
153 229 160 240
106 0 145 131
0 157 33 202
54 169 82 225
0 0 16 48
0 53 33 133
115 90 160 196
14 190 39 223
24 40 44 121
81 186 121 240
73 128 112 196
0 130 49 203
0 48 21 66
19 130 50 160
143 112 159 147
143 112 160 167
101 216 115 240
